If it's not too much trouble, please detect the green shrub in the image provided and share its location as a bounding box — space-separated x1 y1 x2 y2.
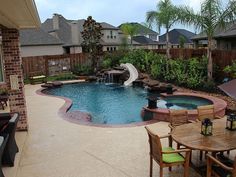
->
224 61 236 78
73 65 93 75
99 49 214 90
101 51 125 69
54 73 76 81
0 88 8 95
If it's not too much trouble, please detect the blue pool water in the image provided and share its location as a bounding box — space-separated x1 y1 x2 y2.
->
43 83 212 124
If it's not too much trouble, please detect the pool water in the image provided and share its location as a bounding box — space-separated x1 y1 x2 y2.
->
43 83 212 125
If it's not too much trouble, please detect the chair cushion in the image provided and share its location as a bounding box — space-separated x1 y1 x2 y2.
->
162 147 185 163
212 165 231 177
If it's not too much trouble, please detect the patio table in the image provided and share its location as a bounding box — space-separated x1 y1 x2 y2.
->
171 117 236 152
171 117 236 176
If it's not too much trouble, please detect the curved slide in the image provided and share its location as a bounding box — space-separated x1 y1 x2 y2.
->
120 63 138 86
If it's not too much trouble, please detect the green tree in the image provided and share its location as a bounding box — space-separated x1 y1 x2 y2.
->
81 16 103 73
179 35 186 48
146 0 186 58
184 0 236 81
120 23 139 49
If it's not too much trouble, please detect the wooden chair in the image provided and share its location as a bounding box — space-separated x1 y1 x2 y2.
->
197 104 222 121
207 154 236 177
197 105 227 160
168 109 191 148
145 126 191 177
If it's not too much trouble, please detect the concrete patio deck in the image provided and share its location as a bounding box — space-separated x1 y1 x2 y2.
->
2 84 232 177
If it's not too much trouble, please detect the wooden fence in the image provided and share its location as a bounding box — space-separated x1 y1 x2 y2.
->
22 53 90 78
152 48 236 69
22 49 236 79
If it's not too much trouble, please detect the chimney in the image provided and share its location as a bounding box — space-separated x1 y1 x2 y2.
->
71 21 79 44
53 13 60 30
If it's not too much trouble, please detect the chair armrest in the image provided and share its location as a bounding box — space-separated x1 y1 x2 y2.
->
160 134 170 139
162 148 191 154
206 154 233 171
0 113 11 120
215 116 223 119
188 120 197 123
168 124 174 130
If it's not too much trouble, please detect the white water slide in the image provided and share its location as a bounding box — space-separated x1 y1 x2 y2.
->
120 63 139 86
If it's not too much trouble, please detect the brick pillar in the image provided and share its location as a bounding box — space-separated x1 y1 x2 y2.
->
1 27 28 131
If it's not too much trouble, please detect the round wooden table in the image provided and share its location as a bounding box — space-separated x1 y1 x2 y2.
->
171 118 236 152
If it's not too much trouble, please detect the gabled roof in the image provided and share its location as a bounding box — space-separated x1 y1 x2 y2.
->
192 22 236 40
159 29 195 44
132 36 157 44
118 22 158 35
215 23 236 38
41 15 72 45
41 15 120 46
100 22 119 30
20 28 63 46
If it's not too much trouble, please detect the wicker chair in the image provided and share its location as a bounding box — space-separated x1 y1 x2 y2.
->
145 126 191 177
207 154 236 177
0 113 19 166
0 135 8 177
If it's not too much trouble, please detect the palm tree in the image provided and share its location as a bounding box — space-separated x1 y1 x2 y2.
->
120 23 139 49
146 0 181 58
186 0 236 81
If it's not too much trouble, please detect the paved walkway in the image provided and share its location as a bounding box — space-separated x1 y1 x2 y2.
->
3 84 203 177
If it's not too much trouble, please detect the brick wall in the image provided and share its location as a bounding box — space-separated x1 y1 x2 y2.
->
0 27 28 130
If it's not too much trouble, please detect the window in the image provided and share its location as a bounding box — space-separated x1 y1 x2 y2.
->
107 47 109 51
113 47 116 51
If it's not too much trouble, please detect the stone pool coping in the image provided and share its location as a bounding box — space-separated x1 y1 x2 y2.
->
143 92 227 121
36 82 159 128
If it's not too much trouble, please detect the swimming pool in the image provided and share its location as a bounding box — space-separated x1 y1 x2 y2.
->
43 83 214 125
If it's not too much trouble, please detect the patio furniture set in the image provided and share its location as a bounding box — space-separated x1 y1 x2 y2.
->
145 105 236 177
0 113 19 177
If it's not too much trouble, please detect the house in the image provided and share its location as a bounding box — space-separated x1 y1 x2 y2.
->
0 0 40 130
119 22 159 41
118 22 159 49
40 14 122 53
192 23 236 50
20 28 64 57
132 36 158 49
158 29 195 49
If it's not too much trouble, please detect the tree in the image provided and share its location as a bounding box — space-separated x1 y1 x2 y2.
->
179 35 186 48
81 16 103 73
146 0 182 58
120 23 139 49
185 0 236 81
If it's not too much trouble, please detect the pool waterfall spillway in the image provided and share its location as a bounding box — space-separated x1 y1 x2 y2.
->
120 63 139 86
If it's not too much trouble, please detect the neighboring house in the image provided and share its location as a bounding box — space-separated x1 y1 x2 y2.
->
20 28 64 57
100 22 121 51
132 36 158 49
192 23 236 50
0 0 40 130
118 22 159 49
158 29 195 49
40 14 122 53
119 22 159 41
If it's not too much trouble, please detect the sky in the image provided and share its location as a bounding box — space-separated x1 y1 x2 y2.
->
35 0 202 34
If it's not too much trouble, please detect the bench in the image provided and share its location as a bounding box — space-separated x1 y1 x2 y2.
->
29 75 47 85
